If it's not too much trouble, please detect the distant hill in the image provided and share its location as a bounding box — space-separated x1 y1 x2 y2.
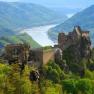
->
0 28 41 48
48 5 94 42
0 28 15 37
0 1 67 31
0 1 67 48
0 33 41 49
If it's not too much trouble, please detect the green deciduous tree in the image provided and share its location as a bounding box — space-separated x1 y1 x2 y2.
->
62 79 76 94
76 79 92 94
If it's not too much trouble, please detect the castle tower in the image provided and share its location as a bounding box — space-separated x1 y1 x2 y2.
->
58 33 67 50
81 31 89 37
74 26 81 36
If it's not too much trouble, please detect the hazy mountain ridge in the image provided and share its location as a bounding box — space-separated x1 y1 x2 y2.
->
0 28 15 37
48 5 94 42
0 1 67 48
0 1 67 31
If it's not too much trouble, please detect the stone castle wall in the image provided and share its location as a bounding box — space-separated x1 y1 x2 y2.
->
58 26 90 50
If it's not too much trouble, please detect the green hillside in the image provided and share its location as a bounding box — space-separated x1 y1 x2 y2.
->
0 1 67 31
0 1 67 48
0 33 41 48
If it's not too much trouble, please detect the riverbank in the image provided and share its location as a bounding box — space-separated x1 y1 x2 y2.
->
21 25 57 47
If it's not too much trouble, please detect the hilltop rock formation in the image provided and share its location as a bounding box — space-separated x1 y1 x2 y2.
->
55 26 92 75
58 26 91 59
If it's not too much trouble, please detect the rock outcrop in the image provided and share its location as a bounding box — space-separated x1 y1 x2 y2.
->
55 26 92 75
58 26 91 59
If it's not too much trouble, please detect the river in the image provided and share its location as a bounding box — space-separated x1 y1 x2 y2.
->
21 25 57 47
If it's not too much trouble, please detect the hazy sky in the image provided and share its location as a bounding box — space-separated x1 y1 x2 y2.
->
0 0 94 9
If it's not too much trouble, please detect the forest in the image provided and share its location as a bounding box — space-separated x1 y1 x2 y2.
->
0 47 94 94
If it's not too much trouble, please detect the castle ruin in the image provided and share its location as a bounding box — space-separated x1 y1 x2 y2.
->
58 26 91 58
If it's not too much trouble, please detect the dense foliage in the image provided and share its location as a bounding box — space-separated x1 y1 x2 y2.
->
0 58 94 94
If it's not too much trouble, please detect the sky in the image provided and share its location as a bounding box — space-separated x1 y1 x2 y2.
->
0 0 94 9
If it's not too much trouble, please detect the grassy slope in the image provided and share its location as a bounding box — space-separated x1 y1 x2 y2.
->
0 33 41 48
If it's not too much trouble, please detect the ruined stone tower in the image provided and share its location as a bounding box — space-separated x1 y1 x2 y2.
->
5 44 30 64
58 26 91 58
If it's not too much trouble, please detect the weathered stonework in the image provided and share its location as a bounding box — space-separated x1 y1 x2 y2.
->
58 26 91 58
5 44 30 65
28 48 54 67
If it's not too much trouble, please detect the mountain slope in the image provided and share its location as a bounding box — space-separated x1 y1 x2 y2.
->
0 1 67 31
0 1 67 48
0 33 41 48
48 5 94 41
0 28 15 37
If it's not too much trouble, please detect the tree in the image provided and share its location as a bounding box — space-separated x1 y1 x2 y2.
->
62 79 76 94
0 63 14 94
76 79 92 94
84 69 94 79
43 61 64 83
40 79 62 94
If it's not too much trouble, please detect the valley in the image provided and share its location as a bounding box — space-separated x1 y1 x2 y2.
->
21 25 57 46
0 1 94 94
0 1 67 31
